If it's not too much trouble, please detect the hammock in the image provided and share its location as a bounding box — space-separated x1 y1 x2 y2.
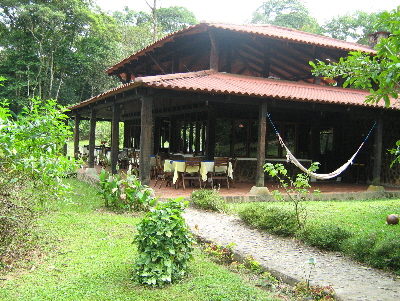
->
267 114 376 180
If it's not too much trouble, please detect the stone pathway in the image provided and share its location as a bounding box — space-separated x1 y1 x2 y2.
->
182 207 400 301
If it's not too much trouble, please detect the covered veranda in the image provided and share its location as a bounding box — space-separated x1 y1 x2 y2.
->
68 70 400 191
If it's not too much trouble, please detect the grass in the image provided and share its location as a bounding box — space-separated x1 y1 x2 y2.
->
0 179 285 301
229 198 400 234
229 198 400 272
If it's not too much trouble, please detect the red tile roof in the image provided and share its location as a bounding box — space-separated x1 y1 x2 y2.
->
106 22 375 74
69 70 398 111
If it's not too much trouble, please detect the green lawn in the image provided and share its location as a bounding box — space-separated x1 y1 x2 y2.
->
229 198 400 235
228 198 400 273
0 180 284 301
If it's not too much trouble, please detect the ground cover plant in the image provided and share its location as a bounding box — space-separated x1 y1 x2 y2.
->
190 188 227 212
97 168 155 211
230 198 400 274
0 179 295 301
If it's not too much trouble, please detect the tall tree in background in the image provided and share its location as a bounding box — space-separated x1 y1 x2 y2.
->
111 6 197 58
322 11 384 45
251 0 321 34
0 0 119 111
145 0 158 42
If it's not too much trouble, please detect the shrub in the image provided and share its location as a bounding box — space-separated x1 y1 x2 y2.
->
238 204 298 236
190 188 227 212
132 198 195 287
297 223 352 251
97 168 156 211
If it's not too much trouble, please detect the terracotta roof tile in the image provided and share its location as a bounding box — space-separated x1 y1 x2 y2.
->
68 70 399 111
207 23 374 53
106 22 375 74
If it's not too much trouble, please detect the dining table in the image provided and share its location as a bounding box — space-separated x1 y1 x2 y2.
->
163 160 233 186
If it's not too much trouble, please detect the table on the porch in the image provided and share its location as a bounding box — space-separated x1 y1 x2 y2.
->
163 160 233 186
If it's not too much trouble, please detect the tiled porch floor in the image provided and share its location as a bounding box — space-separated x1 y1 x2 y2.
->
150 179 400 199
79 165 400 200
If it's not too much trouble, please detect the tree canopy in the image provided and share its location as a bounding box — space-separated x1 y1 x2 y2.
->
311 7 399 107
322 10 384 45
0 1 198 113
251 0 321 34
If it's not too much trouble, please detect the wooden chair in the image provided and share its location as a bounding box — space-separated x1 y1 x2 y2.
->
210 157 230 189
229 158 237 188
154 155 173 189
181 157 202 190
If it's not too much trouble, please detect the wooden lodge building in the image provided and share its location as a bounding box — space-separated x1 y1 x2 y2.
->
67 22 400 187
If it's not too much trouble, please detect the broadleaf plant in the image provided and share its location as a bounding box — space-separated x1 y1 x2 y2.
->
132 197 195 287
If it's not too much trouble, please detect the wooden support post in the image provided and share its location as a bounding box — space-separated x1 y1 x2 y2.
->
63 120 68 157
74 113 80 156
195 121 201 155
209 28 219 71
123 121 130 148
256 100 268 187
262 46 271 78
139 94 153 186
372 115 383 185
189 122 194 153
111 104 121 174
153 117 161 154
206 105 216 160
88 109 97 168
172 50 179 73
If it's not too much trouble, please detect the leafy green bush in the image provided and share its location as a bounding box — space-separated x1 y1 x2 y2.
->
133 198 195 286
238 204 298 236
97 168 156 211
0 97 77 262
190 188 227 212
297 223 352 251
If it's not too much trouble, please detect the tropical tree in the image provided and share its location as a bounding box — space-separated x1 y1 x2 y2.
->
111 5 197 59
322 11 384 45
0 0 120 111
251 0 321 34
311 7 399 107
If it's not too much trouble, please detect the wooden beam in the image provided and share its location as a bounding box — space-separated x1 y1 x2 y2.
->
209 27 219 71
206 105 216 160
263 46 271 78
139 94 153 186
256 100 268 187
372 115 383 185
111 103 121 174
88 108 97 168
74 113 80 156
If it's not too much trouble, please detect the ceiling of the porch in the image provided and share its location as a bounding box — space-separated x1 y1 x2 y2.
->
106 22 376 85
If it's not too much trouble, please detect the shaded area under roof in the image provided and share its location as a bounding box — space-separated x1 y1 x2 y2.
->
105 22 376 75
